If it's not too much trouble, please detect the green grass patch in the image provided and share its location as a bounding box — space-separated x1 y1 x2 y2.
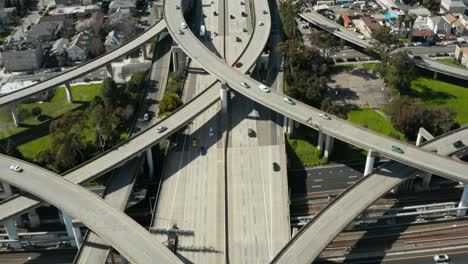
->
17 134 50 161
361 62 380 72
437 58 463 67
331 64 356 71
409 77 468 125
286 125 367 168
347 108 405 140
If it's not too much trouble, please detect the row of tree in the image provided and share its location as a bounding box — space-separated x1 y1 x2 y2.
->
36 73 148 172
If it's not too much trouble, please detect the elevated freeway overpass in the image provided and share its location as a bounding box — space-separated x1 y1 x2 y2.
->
0 154 181 264
299 11 468 81
0 20 166 107
271 126 468 264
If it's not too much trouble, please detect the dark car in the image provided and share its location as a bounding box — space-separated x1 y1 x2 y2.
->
453 140 464 148
273 162 280 171
200 146 207 155
413 55 422 60
235 61 243 68
241 11 247 17
248 128 256 137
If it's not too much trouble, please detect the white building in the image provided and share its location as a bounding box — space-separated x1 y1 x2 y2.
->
104 30 123 51
67 33 89 61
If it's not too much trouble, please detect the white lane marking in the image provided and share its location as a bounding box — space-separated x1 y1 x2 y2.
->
348 176 358 178
313 179 323 182
347 182 356 185
318 172 322 175
311 185 322 188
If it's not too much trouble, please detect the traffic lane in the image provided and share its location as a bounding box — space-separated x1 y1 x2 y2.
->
289 164 366 194
316 247 468 263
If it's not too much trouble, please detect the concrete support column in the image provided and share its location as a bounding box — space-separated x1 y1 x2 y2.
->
106 63 113 78
141 46 148 60
317 130 325 151
220 86 228 113
10 105 20 127
324 134 334 158
457 184 468 217
171 47 187 72
433 71 438 80
288 118 295 135
61 211 82 248
416 133 423 146
4 219 20 249
421 173 432 189
1 182 13 197
27 209 40 228
146 148 154 179
364 150 376 176
64 83 73 103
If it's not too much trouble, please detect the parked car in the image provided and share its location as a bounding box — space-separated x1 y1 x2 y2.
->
143 113 150 122
433 254 450 262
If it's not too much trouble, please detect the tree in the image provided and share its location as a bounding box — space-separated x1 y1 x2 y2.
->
279 0 305 39
308 31 338 60
88 37 105 58
105 12 138 42
320 98 347 119
126 71 148 93
337 15 344 26
159 93 182 116
31 107 42 119
3 140 24 159
90 104 119 150
372 26 399 47
100 77 119 109
422 0 439 12
384 51 416 92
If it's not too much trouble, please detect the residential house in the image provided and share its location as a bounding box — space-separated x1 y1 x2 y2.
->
66 32 89 61
360 16 381 33
109 0 136 14
1 42 43 71
444 14 466 35
427 16 452 35
26 21 63 42
441 0 466 14
50 37 69 56
39 15 74 38
104 30 123 51
89 11 104 32
411 30 435 42
454 45 468 67
342 15 353 28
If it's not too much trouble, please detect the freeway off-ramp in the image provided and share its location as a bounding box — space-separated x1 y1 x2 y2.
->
0 154 181 264
271 127 468 264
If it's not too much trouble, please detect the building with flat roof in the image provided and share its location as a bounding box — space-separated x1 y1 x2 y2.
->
441 0 466 14
2 43 43 71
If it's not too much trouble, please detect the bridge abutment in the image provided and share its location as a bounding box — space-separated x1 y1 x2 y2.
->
4 219 21 249
64 83 73 103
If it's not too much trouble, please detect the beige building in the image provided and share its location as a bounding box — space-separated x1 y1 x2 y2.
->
454 45 468 67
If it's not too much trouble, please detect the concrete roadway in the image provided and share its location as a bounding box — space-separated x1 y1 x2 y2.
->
226 0 290 261
152 0 226 262
0 85 220 223
299 11 468 81
165 0 468 189
272 127 468 264
0 154 181 264
74 35 173 263
0 20 167 107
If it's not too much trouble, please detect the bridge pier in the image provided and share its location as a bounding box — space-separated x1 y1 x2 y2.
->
106 63 113 78
61 210 82 248
364 150 376 176
64 83 73 103
141 46 148 60
324 134 334 158
4 219 20 249
421 173 432 190
27 209 40 228
10 105 20 127
317 130 325 151
171 46 187 72
416 133 423 146
1 182 13 197
433 71 438 80
220 85 229 113
146 148 154 179
283 117 294 135
457 184 468 217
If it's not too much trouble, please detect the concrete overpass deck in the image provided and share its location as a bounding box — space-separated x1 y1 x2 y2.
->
0 154 181 264
271 127 468 264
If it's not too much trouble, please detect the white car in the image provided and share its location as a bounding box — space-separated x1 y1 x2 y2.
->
143 113 149 122
209 127 214 136
209 0 214 3
258 21 264 26
258 84 270 93
156 126 168 133
241 82 249 88
357 35 366 40
9 165 22 172
181 22 187 29
319 113 331 120
283 97 295 105
433 254 450 262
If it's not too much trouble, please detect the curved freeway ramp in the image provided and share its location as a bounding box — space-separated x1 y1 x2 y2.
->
0 85 220 222
271 126 468 264
299 11 468 81
0 20 166 106
0 154 181 264
165 0 468 185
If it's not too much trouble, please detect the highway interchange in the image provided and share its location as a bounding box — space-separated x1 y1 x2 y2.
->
0 0 467 263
